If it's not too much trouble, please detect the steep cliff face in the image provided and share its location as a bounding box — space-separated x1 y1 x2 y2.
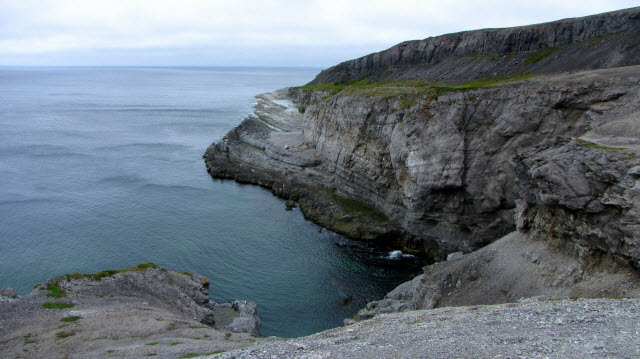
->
310 7 640 85
207 66 640 258
290 67 640 254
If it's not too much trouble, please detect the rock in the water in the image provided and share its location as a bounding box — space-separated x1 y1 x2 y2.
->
285 199 296 210
0 288 18 299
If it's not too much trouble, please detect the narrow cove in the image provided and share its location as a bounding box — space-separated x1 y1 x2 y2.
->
0 66 420 337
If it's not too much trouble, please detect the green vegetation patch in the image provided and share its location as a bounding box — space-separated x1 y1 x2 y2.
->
333 193 388 221
180 351 226 359
42 302 75 309
432 72 533 94
55 331 76 339
179 271 194 277
576 139 629 152
524 46 560 65
170 342 181 346
298 72 534 100
46 283 65 298
65 262 158 281
146 342 158 346
60 316 82 323
314 188 388 222
298 78 434 99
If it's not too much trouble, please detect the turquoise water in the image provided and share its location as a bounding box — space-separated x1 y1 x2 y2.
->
0 67 419 337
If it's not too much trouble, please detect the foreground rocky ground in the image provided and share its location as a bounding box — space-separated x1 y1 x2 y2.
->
0 264 260 359
210 298 640 359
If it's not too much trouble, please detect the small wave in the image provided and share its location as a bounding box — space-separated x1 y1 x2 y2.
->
0 144 90 158
386 250 416 260
141 183 207 193
98 175 147 185
0 197 66 206
94 143 189 152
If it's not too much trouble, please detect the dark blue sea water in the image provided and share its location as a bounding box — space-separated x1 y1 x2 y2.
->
0 67 419 338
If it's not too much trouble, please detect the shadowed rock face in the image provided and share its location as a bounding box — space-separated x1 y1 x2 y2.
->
309 7 640 85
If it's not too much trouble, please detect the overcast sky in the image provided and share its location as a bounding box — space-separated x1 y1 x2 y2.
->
0 0 638 67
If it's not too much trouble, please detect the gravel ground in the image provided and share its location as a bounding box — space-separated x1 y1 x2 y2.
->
210 297 640 359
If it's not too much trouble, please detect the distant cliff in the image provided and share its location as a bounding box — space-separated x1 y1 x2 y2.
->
310 6 640 85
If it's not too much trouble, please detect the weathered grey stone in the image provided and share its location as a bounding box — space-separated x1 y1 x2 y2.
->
512 137 640 267
346 231 640 323
446 252 464 261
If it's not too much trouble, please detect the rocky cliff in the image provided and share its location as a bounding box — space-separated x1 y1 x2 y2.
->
204 8 640 345
206 66 640 262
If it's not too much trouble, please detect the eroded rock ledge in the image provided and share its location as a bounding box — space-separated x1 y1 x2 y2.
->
0 264 260 359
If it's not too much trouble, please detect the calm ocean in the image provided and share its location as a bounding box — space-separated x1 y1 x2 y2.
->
0 67 418 337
